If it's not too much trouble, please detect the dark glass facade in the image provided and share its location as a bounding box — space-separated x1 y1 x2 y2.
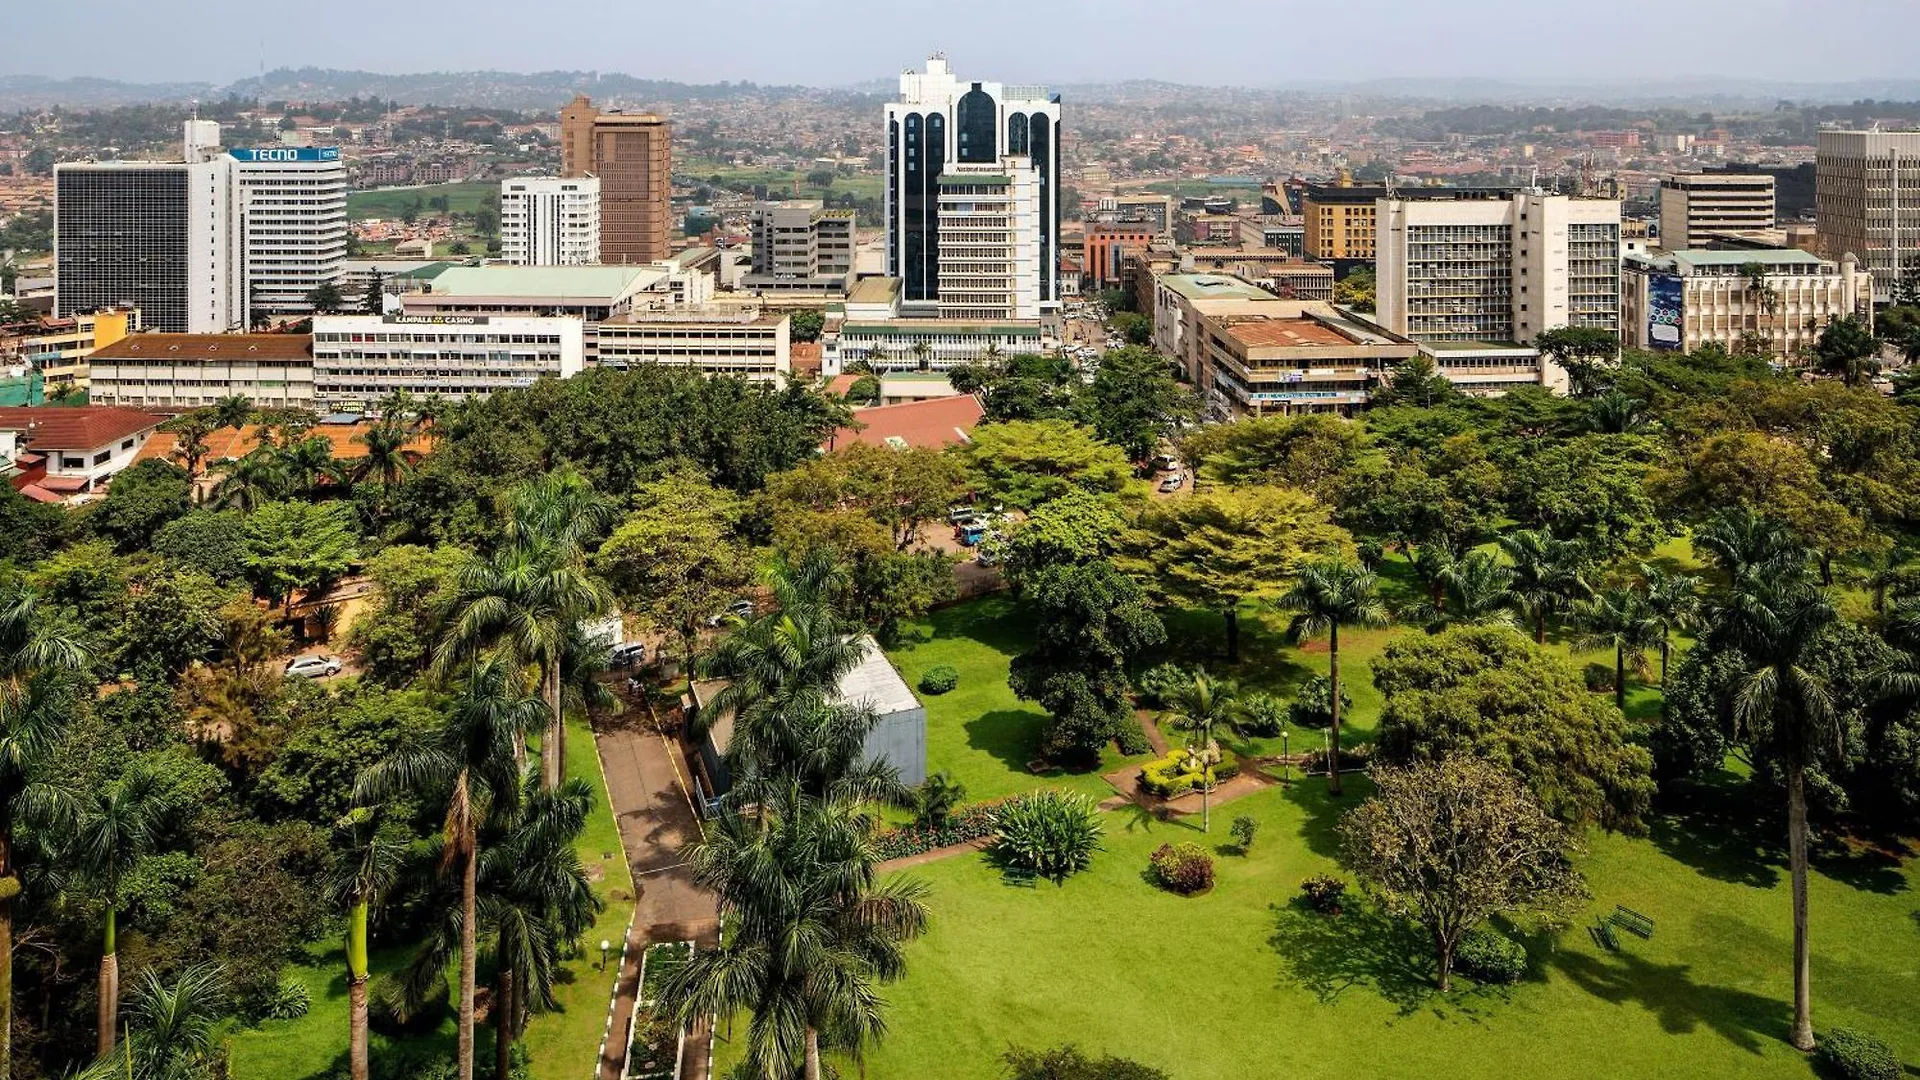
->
1029 114 1053 302
1006 113 1028 155
956 85 997 164
56 167 192 332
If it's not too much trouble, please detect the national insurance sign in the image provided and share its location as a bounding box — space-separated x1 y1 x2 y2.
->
228 147 341 163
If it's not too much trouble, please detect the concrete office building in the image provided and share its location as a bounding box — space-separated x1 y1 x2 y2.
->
595 309 792 381
1816 130 1920 304
88 332 317 410
559 95 670 264
1375 192 1622 344
1621 247 1870 360
833 319 1047 373
1302 181 1518 263
1196 303 1417 417
1084 224 1156 291
501 177 601 266
21 308 137 396
747 200 854 291
1659 174 1776 250
310 314 584 409
884 55 1062 317
227 143 349 318
1088 194 1173 236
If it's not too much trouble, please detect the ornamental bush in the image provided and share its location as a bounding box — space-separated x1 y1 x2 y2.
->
990 790 1103 883
918 664 960 695
1286 674 1351 730
1300 874 1348 915
1455 927 1528 985
1137 749 1240 798
873 799 1001 861
258 975 311 1021
1149 842 1215 895
1134 662 1192 708
1229 815 1258 853
1814 1028 1902 1080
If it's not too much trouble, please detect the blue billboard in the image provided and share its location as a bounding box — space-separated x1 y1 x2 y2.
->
228 147 340 163
1646 272 1684 351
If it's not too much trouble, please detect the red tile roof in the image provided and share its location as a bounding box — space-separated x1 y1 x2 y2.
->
136 422 433 465
90 332 315 361
826 395 985 452
0 406 164 452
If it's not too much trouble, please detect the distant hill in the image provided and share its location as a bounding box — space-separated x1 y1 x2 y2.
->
0 74 215 110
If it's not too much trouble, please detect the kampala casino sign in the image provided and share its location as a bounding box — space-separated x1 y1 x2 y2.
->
228 147 342 163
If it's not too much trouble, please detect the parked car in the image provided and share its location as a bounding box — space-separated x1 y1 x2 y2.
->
1152 454 1180 472
957 523 988 547
948 504 977 524
285 655 342 679
707 598 755 626
1159 474 1184 493
609 642 647 667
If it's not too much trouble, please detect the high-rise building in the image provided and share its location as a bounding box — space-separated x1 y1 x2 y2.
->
748 200 854 289
54 122 348 332
558 95 671 264
1375 191 1622 344
883 56 1061 317
1658 173 1776 250
501 177 601 266
1816 130 1920 304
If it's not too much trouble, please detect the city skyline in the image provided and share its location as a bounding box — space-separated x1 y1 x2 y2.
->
9 0 1920 89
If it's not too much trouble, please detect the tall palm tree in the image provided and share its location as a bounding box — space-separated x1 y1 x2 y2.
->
0 587 85 1080
352 415 416 487
1156 670 1240 832
661 788 929 1080
1694 506 1802 587
1440 550 1518 627
211 449 288 512
1408 539 1459 616
1714 572 1836 1052
211 395 255 434
67 962 230 1080
1641 564 1703 683
163 410 219 482
1588 389 1648 434
1282 560 1390 796
71 763 169 1057
1573 586 1663 712
327 807 406 1080
277 434 346 499
356 658 544 1080
1499 529 1590 644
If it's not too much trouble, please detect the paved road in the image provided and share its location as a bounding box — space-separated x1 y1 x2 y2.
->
595 700 720 1080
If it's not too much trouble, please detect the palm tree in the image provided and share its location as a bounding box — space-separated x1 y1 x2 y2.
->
66 962 230 1080
1714 572 1836 1052
72 763 169 1057
211 449 287 511
277 434 346 499
0 587 85 1080
1588 389 1647 434
1573 586 1663 712
1439 550 1518 627
1282 561 1390 796
911 341 933 371
352 415 415 487
1499 529 1590 644
1694 506 1803 587
1407 539 1459 616
356 658 545 1080
212 395 255 434
1641 564 1702 683
163 410 219 481
327 807 406 1080
1156 670 1240 832
661 788 929 1080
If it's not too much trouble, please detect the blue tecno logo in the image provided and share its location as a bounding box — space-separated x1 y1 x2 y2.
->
229 147 341 163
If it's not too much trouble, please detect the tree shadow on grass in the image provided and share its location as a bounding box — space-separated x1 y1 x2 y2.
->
1549 949 1789 1055
1646 774 1785 890
1278 772 1366 862
1267 901 1507 1021
964 709 1053 776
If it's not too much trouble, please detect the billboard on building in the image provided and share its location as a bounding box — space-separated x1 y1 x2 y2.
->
1647 273 1684 350
229 147 341 163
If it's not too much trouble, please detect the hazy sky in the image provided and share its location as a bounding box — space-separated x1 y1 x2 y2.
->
10 0 1919 88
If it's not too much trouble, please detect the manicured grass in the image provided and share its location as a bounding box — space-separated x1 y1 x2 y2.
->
719 771 1919 1080
886 597 1153 803
680 157 882 205
227 712 636 1079
347 181 498 220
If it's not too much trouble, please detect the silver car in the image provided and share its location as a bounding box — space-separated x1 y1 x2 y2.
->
285 655 342 678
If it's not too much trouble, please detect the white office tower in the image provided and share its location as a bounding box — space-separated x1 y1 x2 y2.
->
1816 130 1920 304
1376 191 1622 344
229 144 349 318
501 177 602 266
884 55 1061 318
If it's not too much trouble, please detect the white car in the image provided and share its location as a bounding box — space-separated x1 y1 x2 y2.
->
285 655 342 678
608 642 647 667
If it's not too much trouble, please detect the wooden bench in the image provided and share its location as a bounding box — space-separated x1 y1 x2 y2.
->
1610 905 1655 939
1589 918 1621 952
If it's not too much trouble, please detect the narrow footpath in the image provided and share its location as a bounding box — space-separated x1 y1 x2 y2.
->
595 701 721 1080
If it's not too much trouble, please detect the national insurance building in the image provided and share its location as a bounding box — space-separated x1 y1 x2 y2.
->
56 121 348 332
883 56 1062 321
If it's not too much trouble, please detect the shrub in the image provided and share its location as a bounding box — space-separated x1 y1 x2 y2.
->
1815 1028 1902 1080
1239 692 1286 737
907 771 967 830
1300 874 1347 915
1114 717 1152 755
1229 815 1258 852
1583 661 1617 694
1137 748 1240 798
990 790 1103 883
873 799 1000 861
918 665 959 695
1455 928 1528 985
1004 1045 1170 1080
1134 662 1191 707
368 969 450 1035
1149 842 1215 894
1287 674 1351 729
258 975 311 1021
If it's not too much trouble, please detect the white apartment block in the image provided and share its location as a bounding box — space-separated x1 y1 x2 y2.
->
594 310 792 381
1816 130 1920 304
310 314 585 410
228 147 349 317
933 167 1044 320
86 333 317 411
1659 174 1776 250
1375 191 1622 345
1621 248 1870 361
501 177 601 266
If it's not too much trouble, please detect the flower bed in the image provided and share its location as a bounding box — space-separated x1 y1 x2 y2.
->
1137 749 1240 799
874 799 1003 862
627 1008 680 1080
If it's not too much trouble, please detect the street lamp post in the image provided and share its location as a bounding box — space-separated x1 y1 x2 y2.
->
599 938 612 972
1281 729 1290 788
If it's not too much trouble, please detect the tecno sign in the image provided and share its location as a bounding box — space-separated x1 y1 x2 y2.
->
229 147 342 163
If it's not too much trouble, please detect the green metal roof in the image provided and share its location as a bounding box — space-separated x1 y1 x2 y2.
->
937 174 1010 187
427 264 660 298
1159 273 1273 302
1670 249 1825 269
842 322 1042 337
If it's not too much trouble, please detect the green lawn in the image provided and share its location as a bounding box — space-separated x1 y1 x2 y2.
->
347 181 499 221
228 712 636 1080
680 157 882 204
714 770 1919 1080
